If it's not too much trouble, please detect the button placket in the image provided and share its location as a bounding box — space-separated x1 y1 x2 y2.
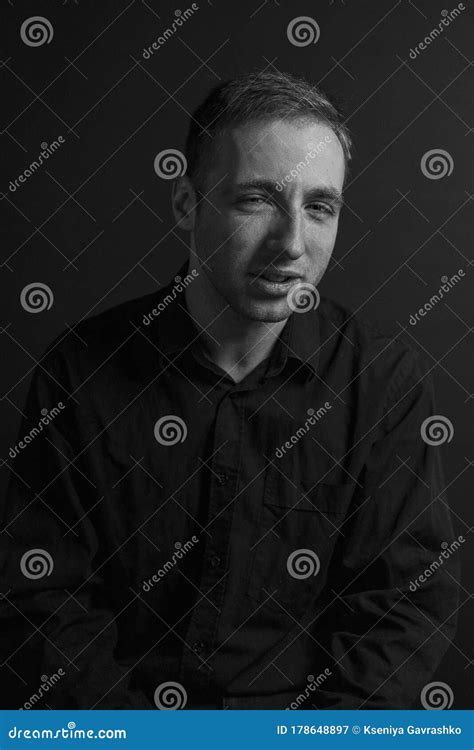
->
178 394 240 688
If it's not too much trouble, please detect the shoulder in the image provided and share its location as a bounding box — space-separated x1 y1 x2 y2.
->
317 295 432 396
40 289 160 384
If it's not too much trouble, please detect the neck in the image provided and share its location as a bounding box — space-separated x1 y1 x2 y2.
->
184 256 288 382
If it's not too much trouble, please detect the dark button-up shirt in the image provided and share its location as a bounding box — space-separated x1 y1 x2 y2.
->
0 260 459 710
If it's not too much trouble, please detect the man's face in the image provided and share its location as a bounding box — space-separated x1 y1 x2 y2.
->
191 118 346 322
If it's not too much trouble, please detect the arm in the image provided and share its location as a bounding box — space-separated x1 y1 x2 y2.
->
308 352 460 709
0 347 154 709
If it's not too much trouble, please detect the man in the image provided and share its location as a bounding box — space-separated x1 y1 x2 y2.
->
0 71 459 710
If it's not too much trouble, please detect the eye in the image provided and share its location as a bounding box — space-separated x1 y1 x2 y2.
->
307 202 335 217
308 202 336 220
238 195 270 206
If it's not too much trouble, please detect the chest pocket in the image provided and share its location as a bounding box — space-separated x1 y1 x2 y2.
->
246 467 356 617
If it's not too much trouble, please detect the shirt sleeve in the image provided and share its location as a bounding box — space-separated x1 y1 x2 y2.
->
0 347 154 709
305 350 461 709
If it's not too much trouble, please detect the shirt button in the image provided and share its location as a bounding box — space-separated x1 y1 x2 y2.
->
217 473 229 485
210 554 221 568
192 640 206 654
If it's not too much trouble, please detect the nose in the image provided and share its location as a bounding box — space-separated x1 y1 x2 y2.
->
266 211 305 261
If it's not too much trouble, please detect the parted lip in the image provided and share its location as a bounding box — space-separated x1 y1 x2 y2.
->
250 268 302 280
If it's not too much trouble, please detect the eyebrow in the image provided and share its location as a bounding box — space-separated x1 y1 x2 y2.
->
231 179 344 208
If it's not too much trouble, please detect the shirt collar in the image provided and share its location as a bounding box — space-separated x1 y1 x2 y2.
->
146 260 320 382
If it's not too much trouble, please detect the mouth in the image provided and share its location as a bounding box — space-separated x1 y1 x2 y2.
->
251 270 301 283
249 270 302 296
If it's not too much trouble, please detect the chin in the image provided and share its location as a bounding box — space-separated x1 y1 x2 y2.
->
238 298 292 323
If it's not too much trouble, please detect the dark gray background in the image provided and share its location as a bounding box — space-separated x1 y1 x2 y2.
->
1 0 472 708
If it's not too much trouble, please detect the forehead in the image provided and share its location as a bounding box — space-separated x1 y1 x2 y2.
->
211 118 345 191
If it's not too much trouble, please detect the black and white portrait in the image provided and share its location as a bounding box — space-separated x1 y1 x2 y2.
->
1 0 472 717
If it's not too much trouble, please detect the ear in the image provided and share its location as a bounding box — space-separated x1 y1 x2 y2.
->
172 176 198 231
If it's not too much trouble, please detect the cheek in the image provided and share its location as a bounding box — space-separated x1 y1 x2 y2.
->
307 218 339 247
229 212 269 241
304 224 339 269
211 214 269 260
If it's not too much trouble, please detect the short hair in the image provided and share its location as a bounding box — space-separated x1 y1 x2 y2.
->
184 70 352 193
